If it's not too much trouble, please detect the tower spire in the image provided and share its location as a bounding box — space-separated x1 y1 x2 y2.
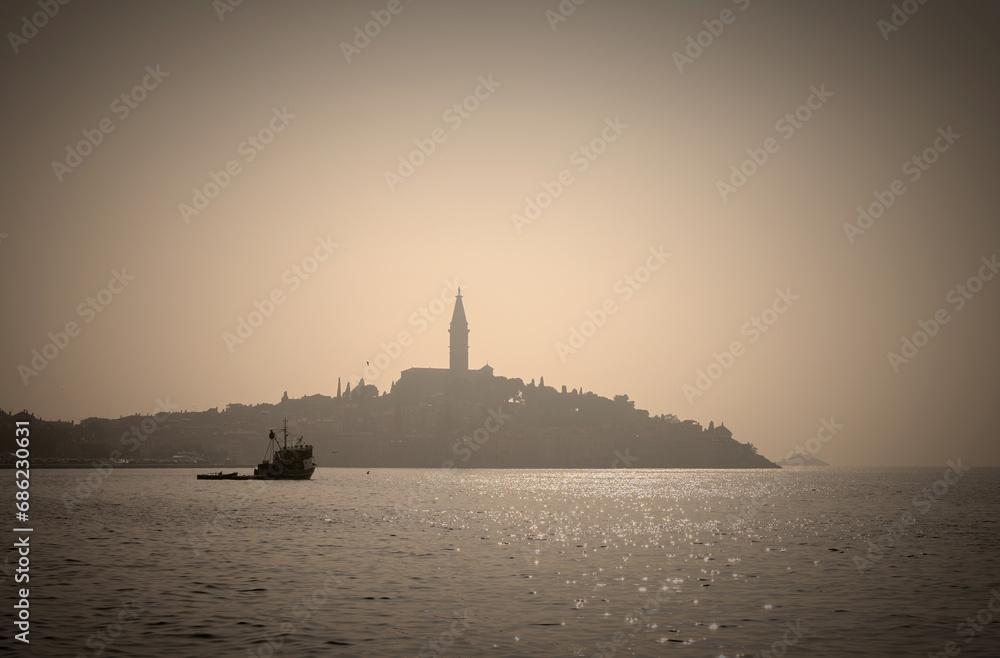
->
449 288 469 371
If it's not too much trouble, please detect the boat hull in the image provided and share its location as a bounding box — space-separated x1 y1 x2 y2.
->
196 470 315 481
196 472 240 480
250 467 315 480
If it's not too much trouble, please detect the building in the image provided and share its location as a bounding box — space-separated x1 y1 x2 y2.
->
449 287 469 370
394 288 494 402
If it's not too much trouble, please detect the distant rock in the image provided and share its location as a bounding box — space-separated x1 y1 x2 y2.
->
777 452 831 467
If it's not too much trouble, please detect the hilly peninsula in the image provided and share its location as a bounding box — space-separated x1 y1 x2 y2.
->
4 374 778 469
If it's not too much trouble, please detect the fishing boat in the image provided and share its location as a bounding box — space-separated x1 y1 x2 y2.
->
195 420 316 480
251 419 316 480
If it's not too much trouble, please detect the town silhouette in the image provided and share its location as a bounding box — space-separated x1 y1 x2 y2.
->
6 291 775 470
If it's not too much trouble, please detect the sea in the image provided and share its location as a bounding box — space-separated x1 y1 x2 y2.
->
4 466 1000 657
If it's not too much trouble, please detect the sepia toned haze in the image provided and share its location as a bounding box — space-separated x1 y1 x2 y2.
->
2 0 999 467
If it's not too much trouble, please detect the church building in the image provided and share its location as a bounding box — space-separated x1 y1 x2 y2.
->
393 288 494 402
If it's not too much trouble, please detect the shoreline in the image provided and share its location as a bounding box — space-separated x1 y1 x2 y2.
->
1 463 784 470
0 463 250 469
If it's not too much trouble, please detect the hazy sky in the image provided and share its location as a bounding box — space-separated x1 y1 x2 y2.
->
3 1 999 466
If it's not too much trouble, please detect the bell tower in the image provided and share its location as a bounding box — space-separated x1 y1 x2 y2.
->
449 288 469 371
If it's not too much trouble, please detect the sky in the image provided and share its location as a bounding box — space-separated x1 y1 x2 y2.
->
2 0 999 467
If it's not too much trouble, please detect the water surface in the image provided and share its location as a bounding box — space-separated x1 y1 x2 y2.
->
7 466 1000 656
